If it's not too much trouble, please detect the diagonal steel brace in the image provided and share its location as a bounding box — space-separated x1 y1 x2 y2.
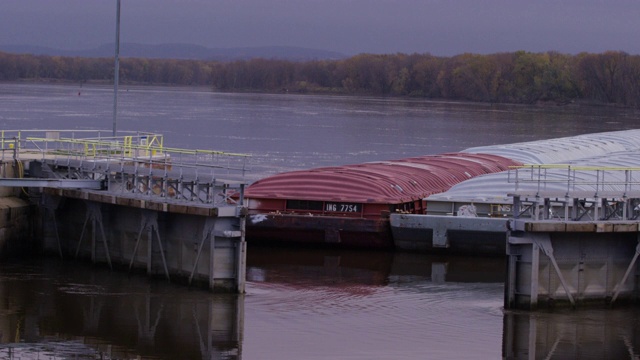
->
128 210 170 280
611 238 640 305
75 202 112 269
189 218 216 285
533 234 576 307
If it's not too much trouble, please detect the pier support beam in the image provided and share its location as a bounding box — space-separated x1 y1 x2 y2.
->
507 233 576 309
506 219 640 310
129 210 170 280
75 201 112 269
611 237 640 304
189 218 216 286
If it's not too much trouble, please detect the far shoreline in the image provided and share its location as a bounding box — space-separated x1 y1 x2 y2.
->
0 78 629 110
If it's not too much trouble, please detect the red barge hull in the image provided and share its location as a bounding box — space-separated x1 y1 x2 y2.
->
244 152 521 248
247 213 394 249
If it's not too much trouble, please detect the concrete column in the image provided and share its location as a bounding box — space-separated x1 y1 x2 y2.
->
530 243 540 310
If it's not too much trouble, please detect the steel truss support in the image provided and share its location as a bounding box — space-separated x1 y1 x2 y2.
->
602 198 627 220
611 236 640 305
128 210 170 281
75 202 112 269
532 233 576 307
509 233 576 308
570 198 600 221
189 218 216 286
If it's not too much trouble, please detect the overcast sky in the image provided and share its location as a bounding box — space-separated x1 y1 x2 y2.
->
2 0 639 56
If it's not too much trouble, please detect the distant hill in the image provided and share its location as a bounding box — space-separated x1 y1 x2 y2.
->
0 43 347 61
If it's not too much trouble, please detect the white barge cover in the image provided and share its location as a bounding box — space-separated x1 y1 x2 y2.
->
463 129 640 164
428 129 640 204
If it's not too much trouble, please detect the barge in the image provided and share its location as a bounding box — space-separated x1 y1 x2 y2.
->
246 129 640 252
391 129 640 253
244 153 521 248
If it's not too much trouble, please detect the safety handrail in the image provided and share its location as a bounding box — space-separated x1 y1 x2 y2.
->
1 130 250 205
508 164 640 196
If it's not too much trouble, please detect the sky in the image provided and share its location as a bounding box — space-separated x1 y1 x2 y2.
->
1 0 640 56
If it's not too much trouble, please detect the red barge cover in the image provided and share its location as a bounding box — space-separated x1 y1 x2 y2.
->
244 152 521 248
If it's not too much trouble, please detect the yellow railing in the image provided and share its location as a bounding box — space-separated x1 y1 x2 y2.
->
6 131 249 178
21 137 249 158
0 130 250 205
1 130 165 155
123 135 133 157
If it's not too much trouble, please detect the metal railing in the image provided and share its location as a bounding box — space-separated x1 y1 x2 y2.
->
1 130 250 206
508 165 640 221
1 129 163 160
508 164 640 196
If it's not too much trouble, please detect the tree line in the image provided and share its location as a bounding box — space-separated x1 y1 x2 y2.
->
1 50 639 107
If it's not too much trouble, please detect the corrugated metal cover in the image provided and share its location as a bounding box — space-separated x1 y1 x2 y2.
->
427 148 640 203
463 129 640 164
245 153 521 204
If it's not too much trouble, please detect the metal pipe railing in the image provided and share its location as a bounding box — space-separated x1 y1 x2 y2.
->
2 130 250 205
509 164 640 196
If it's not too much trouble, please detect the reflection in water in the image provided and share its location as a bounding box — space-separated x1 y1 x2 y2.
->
247 246 505 286
0 258 243 359
3 245 639 358
243 246 506 359
503 309 640 359
0 248 508 359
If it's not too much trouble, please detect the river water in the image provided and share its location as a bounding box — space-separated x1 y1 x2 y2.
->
1 83 640 359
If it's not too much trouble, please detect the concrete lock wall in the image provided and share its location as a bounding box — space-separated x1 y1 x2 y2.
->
0 161 36 258
0 196 34 256
42 195 246 292
506 231 640 309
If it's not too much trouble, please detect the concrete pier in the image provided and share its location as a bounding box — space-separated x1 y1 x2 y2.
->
506 220 639 309
41 188 247 292
505 191 640 310
1 130 249 293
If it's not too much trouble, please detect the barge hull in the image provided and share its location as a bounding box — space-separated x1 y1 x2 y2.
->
247 214 393 249
390 214 509 255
